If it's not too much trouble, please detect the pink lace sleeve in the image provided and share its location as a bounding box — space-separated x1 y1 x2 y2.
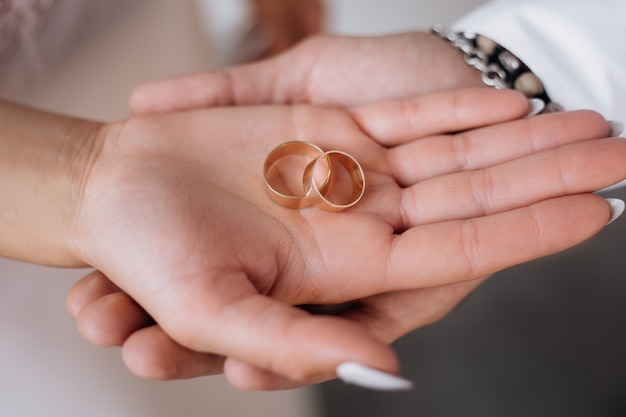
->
0 0 56 61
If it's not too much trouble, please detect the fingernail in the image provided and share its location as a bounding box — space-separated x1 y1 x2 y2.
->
609 121 624 137
606 198 625 225
336 362 414 391
526 98 545 118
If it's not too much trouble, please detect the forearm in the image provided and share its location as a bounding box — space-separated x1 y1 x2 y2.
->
0 100 103 266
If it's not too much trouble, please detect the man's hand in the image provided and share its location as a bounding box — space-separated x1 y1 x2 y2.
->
129 32 483 114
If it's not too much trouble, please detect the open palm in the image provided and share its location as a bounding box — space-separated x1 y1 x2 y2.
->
68 89 625 389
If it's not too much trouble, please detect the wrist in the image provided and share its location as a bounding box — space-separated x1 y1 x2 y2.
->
0 100 105 266
58 117 108 267
415 31 485 92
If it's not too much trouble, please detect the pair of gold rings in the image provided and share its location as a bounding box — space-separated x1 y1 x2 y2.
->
263 141 365 212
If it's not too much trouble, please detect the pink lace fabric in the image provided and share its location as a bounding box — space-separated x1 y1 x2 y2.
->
0 0 85 95
0 0 56 61
0 0 133 95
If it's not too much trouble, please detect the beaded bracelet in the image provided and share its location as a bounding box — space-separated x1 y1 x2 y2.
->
432 25 562 114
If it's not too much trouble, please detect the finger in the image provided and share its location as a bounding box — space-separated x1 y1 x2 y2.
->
72 279 459 389
151 273 400 387
399 138 626 226
122 325 226 380
128 34 337 115
352 88 529 146
384 194 613 292
225 278 485 391
224 358 306 390
76 291 153 347
124 328 308 389
66 269 122 317
388 110 611 185
340 279 486 344
129 58 288 115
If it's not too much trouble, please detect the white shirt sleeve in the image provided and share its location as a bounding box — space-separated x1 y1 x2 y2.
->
452 0 626 122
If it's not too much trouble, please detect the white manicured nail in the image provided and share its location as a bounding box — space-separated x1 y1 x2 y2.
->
606 198 625 225
336 362 414 391
608 121 624 137
526 98 545 117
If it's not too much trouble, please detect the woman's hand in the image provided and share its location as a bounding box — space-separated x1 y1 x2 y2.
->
65 89 626 389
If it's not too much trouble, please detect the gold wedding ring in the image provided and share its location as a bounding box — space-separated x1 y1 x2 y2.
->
263 141 330 209
264 141 365 211
303 150 365 212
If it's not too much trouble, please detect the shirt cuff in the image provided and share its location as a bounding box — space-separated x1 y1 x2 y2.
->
451 0 626 121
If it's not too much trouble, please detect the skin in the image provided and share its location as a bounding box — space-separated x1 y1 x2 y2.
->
66 32 625 390
128 32 484 114
54 87 626 389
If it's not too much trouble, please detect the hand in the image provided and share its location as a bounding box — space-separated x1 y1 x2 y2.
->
129 32 484 114
66 89 626 389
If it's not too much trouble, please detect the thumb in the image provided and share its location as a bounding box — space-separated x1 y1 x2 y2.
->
155 269 409 391
129 58 286 115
